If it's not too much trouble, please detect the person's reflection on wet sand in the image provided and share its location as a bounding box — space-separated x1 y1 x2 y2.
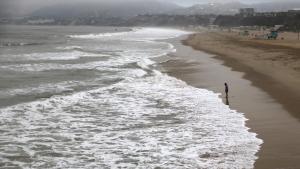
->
225 96 230 105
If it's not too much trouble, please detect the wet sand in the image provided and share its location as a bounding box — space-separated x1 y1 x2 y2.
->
183 32 300 119
161 35 300 169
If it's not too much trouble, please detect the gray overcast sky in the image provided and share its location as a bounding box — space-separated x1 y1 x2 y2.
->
1 0 292 7
0 0 295 15
169 0 289 6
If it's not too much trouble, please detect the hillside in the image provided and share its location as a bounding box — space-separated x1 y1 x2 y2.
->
31 0 180 19
168 1 300 15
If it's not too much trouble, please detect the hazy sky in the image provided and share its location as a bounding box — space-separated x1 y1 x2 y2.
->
1 0 292 7
0 0 294 15
170 0 288 6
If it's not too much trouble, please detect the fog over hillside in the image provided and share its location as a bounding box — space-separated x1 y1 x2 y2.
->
1 0 300 18
169 1 300 15
30 0 180 19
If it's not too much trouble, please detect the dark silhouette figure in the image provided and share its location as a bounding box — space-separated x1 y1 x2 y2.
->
224 83 229 98
224 83 229 105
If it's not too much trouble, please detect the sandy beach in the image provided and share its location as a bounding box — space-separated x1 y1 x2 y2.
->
183 32 300 118
161 33 300 169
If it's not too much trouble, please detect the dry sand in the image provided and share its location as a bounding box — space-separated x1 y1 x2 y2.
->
160 34 300 169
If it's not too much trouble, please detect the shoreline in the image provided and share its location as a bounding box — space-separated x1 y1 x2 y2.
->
161 35 300 169
183 32 300 120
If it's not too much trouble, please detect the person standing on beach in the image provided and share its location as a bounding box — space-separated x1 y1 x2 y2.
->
224 83 229 98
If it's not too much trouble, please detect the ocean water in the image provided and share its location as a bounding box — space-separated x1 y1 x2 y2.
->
0 25 262 169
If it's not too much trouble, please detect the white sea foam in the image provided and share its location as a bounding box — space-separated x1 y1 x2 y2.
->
0 75 120 99
56 46 83 50
0 58 151 72
1 82 73 98
0 73 262 169
1 51 102 62
0 27 262 169
69 28 189 40
0 42 174 72
68 29 138 39
2 28 179 72
0 62 106 72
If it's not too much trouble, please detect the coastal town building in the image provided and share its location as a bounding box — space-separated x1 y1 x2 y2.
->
288 8 300 14
238 8 300 17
